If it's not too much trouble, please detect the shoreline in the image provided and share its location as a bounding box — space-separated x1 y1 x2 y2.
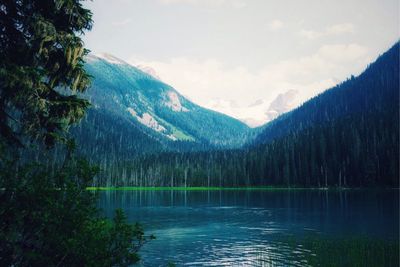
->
86 186 399 191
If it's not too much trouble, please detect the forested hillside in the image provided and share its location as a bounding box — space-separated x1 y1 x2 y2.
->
77 53 251 152
94 43 399 187
36 53 255 177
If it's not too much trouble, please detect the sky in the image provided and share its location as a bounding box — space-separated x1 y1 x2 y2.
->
82 0 399 126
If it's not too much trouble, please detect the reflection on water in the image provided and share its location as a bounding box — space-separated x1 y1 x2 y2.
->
98 190 399 266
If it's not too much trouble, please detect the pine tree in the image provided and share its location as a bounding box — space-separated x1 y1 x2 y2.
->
0 0 92 147
0 1 153 266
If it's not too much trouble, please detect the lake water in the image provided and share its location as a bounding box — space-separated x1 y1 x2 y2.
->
98 190 399 266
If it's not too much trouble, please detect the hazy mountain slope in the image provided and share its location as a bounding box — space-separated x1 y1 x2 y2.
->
66 53 254 178
104 42 399 187
80 53 250 148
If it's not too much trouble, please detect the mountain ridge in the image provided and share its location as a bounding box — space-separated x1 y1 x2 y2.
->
66 53 256 178
98 42 399 187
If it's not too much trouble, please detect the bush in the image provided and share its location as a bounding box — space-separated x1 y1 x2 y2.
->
0 154 153 267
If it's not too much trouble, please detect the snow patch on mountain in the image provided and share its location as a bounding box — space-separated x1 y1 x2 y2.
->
166 134 178 141
127 108 166 133
165 91 189 112
127 107 137 117
265 89 299 121
204 90 300 127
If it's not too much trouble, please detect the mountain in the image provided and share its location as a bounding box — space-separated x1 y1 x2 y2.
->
208 90 300 128
69 53 252 171
108 43 399 188
264 89 299 122
253 42 398 146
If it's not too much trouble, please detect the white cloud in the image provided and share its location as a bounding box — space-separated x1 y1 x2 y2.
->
129 43 370 126
268 19 284 31
299 23 356 40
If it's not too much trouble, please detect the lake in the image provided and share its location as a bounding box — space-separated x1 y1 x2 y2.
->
98 189 399 266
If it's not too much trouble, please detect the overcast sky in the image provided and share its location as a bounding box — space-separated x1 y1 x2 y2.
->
83 0 399 126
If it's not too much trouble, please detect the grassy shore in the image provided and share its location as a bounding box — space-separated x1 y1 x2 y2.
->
85 186 372 191
87 186 306 191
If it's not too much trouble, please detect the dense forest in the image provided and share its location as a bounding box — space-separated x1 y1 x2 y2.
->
91 42 399 188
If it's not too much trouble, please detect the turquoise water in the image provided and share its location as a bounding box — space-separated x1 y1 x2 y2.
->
98 190 399 266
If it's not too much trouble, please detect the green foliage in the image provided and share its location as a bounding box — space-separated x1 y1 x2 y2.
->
0 156 152 266
0 0 93 146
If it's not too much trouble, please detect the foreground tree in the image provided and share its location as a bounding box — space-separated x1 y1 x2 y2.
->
0 1 152 266
0 0 92 146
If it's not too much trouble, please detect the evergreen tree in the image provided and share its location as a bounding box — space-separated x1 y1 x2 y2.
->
0 0 92 146
0 1 153 266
